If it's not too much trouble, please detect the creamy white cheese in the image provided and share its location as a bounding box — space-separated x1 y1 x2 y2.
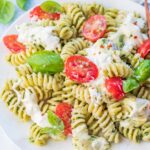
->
120 120 130 128
72 124 90 140
91 137 109 150
130 98 150 118
85 39 118 95
13 82 50 128
110 13 147 52
17 22 60 50
89 87 102 105
23 89 50 128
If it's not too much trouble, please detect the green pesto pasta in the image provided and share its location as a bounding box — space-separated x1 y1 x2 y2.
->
56 15 77 40
86 114 101 136
142 122 150 142
81 3 105 18
61 38 89 60
1 89 30 121
6 45 44 66
20 72 64 91
107 100 123 121
132 86 150 100
47 90 64 112
1 1 150 150
63 3 86 33
16 64 33 76
27 86 52 102
118 51 143 68
117 122 142 143
103 63 133 78
29 123 49 146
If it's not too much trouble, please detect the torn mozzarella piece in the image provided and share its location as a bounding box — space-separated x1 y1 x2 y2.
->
17 22 60 50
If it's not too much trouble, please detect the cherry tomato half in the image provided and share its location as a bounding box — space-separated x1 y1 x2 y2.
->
65 55 99 83
138 39 150 58
82 15 107 42
55 103 72 136
105 77 125 101
3 34 25 53
30 6 60 20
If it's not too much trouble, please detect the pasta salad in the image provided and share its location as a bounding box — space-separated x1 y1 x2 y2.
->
1 1 150 150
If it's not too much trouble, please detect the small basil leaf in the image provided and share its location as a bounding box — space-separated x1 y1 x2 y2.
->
47 110 64 131
134 60 150 82
123 77 140 93
16 0 28 10
41 127 62 135
27 51 64 74
0 1 15 24
0 0 6 11
40 0 62 13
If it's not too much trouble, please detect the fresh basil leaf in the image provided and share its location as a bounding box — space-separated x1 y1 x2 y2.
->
47 110 64 131
40 0 62 13
123 77 140 93
134 60 150 82
27 51 64 74
0 1 15 24
41 127 62 135
0 0 6 11
16 0 27 10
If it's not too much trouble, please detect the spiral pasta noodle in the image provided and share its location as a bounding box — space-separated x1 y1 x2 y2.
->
56 15 77 40
71 85 91 103
16 64 33 76
61 38 89 60
141 122 150 141
119 51 142 68
71 101 89 141
27 86 52 102
81 3 105 18
88 101 120 143
103 63 133 78
107 100 123 121
86 114 101 136
1 89 29 121
29 123 49 146
121 96 136 119
6 45 44 66
47 90 64 112
62 77 77 105
20 72 64 91
104 8 118 37
132 86 150 100
38 99 50 115
117 122 142 143
87 101 105 118
63 3 86 33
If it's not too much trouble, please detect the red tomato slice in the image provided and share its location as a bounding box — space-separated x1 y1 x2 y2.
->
105 77 125 101
65 55 99 83
82 15 107 42
3 34 25 53
55 103 72 136
138 39 150 58
30 6 60 20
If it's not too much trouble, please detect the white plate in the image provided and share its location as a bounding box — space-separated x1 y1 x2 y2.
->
0 0 149 150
